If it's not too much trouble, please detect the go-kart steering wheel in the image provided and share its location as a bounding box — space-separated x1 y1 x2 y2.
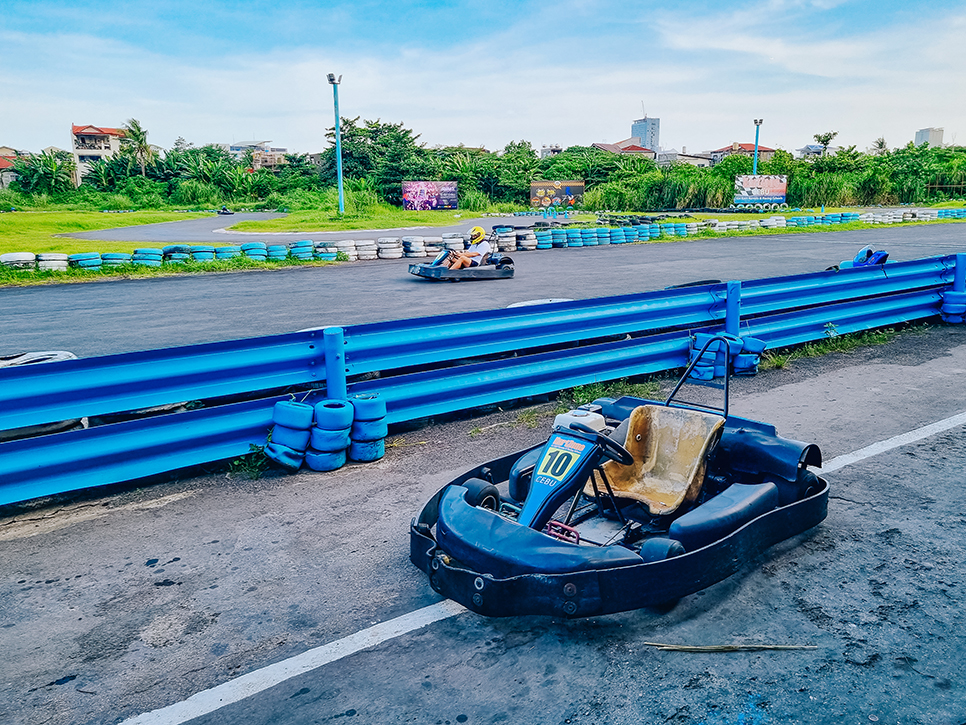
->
569 421 633 465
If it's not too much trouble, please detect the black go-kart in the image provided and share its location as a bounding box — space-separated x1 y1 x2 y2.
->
410 336 828 618
409 248 514 281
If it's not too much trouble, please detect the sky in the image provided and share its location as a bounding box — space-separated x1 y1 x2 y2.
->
2 0 964 157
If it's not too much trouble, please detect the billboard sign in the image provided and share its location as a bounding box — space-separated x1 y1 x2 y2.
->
734 175 787 205
530 180 584 208
402 181 458 210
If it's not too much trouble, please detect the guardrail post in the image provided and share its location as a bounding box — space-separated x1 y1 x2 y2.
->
725 281 742 336
955 254 966 293
323 327 348 400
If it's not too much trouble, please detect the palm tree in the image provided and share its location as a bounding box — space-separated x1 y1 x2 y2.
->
871 137 889 156
121 118 156 177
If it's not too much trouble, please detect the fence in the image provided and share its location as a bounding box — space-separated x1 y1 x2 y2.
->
0 254 962 507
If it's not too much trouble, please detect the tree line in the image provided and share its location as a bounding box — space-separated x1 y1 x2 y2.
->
6 118 965 213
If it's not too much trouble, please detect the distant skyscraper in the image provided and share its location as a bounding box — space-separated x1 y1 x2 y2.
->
914 127 944 147
631 117 660 152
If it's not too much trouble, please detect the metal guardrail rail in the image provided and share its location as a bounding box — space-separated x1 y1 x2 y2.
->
0 254 961 507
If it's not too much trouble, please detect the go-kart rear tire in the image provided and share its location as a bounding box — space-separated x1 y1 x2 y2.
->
460 478 501 511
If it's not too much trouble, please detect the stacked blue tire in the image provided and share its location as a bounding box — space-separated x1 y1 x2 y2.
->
191 245 215 261
306 399 354 471
69 252 102 269
348 393 387 462
265 401 314 471
941 290 966 324
242 242 268 260
133 248 163 267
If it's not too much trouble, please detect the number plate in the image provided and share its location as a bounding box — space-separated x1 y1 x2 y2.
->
533 434 590 488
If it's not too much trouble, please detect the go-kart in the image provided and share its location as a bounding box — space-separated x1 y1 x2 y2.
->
408 249 514 281
410 336 828 618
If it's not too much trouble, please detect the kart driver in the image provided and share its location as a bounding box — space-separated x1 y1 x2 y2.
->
443 226 491 269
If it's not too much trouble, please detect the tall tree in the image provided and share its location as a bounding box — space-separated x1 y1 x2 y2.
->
813 131 839 156
12 150 76 195
121 118 156 177
871 137 889 156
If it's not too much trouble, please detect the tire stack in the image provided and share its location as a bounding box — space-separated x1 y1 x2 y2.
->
377 238 403 259
355 239 378 261
37 253 69 271
289 240 314 261
335 240 358 261
191 245 215 261
133 248 163 267
688 333 741 380
242 242 268 260
422 236 444 256
941 290 966 324
534 230 552 249
265 400 314 471
348 393 387 462
441 233 465 252
306 399 354 472
314 241 338 261
1 252 36 270
69 252 102 269
733 336 766 376
267 244 288 261
402 237 426 258
163 245 191 264
215 245 242 260
516 230 538 250
562 229 580 247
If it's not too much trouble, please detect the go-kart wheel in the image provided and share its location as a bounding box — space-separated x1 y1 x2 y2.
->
569 421 633 465
459 478 501 511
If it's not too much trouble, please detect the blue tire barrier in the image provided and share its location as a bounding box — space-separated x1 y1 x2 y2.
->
134 248 163 256
272 424 311 451
733 353 760 371
692 333 742 354
350 393 387 421
133 253 162 261
942 314 965 324
166 253 190 262
69 252 100 261
163 245 191 255
290 240 314 250
305 448 347 472
192 252 215 260
75 258 103 268
310 426 351 452
351 417 388 442
315 252 338 261
246 254 268 261
314 399 354 430
273 400 315 430
349 438 385 462
740 336 767 354
267 245 288 252
133 259 162 267
241 242 267 251
102 253 132 262
942 291 966 305
264 442 304 471
688 350 717 365
688 364 714 381
190 245 215 253
941 303 966 315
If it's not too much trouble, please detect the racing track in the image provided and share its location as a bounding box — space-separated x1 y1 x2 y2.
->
1 218 964 357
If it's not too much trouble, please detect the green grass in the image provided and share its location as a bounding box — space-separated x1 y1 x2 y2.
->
0 254 343 288
759 325 913 370
0 210 210 255
555 378 663 413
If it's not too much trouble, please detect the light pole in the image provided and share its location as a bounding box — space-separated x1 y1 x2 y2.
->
327 73 345 215
752 119 763 175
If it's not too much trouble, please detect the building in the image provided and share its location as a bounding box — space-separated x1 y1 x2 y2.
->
657 147 712 167
914 127 944 147
217 141 288 164
540 144 563 159
631 117 660 154
710 142 775 166
71 124 125 186
591 138 657 159
0 147 20 189
796 144 842 158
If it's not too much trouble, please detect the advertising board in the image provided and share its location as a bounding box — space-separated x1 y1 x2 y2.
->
402 181 458 210
734 175 787 205
530 180 584 208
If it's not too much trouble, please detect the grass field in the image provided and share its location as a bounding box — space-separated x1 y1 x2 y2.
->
0 210 209 255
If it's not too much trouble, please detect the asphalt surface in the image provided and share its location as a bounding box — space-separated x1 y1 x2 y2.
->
2 325 966 725
1 219 964 357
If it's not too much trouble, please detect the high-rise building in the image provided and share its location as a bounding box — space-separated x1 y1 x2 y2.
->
631 117 660 152
914 128 944 147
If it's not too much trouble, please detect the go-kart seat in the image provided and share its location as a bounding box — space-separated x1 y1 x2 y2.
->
585 404 725 516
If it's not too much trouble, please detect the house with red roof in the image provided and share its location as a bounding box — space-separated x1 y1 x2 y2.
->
0 146 21 189
710 142 775 166
591 137 657 160
70 124 125 185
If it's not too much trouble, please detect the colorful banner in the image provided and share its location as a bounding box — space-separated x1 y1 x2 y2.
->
401 181 458 210
530 180 584 208
734 175 787 205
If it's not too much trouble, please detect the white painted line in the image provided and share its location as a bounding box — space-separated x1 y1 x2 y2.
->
822 410 966 473
120 599 465 725
121 410 966 724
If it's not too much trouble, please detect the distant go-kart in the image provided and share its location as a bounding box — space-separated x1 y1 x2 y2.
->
410 335 829 618
408 248 514 281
